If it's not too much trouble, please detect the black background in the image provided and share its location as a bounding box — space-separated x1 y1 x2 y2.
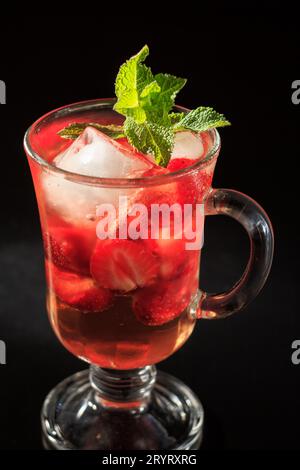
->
0 10 299 451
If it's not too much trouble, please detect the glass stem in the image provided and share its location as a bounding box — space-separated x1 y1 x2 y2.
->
89 365 157 410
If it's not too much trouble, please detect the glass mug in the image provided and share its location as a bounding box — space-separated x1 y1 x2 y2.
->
24 99 274 450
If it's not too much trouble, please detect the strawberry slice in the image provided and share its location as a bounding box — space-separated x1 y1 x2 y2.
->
132 274 196 326
90 239 160 292
43 226 96 275
144 227 187 280
47 262 113 312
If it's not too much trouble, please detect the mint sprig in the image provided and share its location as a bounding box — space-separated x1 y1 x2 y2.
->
174 107 231 133
114 45 157 123
145 73 187 124
58 122 124 140
124 117 174 166
58 45 230 167
112 46 187 163
114 46 230 165
113 46 186 126
168 112 185 125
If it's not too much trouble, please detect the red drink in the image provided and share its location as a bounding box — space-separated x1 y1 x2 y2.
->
25 47 273 452
28 104 215 369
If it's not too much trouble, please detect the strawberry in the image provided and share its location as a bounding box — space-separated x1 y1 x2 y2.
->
90 239 160 292
43 226 96 276
132 275 196 326
47 262 113 313
143 227 187 280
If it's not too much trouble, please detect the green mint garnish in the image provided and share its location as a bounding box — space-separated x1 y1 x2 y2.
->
58 123 124 140
124 117 174 166
114 46 230 165
173 107 231 133
114 45 158 123
144 73 187 124
168 112 185 125
58 45 230 167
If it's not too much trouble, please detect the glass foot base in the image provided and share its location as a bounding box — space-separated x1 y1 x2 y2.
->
42 369 204 450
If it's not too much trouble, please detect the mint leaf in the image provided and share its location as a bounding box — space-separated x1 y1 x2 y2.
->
140 80 161 99
115 45 149 98
154 73 186 116
124 117 174 166
168 112 185 124
58 45 231 169
141 74 186 125
58 122 124 140
174 107 231 132
114 45 159 123
113 47 188 165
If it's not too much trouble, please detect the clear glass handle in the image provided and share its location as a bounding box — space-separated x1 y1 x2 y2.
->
198 188 274 319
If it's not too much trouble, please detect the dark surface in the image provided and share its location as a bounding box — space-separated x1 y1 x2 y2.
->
0 11 299 450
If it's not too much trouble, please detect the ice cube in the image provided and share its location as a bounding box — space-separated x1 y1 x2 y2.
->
43 127 152 224
56 127 152 178
171 131 204 160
